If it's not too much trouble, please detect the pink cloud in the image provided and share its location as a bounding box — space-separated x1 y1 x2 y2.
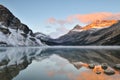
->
47 18 72 26
73 12 120 23
49 26 69 38
47 12 120 25
47 17 56 24
105 13 120 20
73 12 113 23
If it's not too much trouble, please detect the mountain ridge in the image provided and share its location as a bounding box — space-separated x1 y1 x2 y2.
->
71 20 118 32
0 5 46 46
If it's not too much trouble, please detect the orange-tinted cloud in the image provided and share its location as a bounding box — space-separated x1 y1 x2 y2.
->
47 71 55 77
47 17 69 26
47 12 120 25
47 17 56 24
47 17 71 27
73 12 113 23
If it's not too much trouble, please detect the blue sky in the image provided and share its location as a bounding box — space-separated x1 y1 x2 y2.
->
0 0 120 38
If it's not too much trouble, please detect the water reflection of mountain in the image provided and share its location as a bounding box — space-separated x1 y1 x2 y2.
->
41 48 120 65
0 47 120 80
0 47 44 80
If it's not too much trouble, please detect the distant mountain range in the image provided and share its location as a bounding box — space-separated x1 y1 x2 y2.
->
42 20 120 45
0 5 120 46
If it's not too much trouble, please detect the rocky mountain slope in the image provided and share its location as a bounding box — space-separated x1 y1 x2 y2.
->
0 5 45 46
42 20 120 45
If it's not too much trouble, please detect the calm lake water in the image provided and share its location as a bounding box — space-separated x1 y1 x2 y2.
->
0 46 120 80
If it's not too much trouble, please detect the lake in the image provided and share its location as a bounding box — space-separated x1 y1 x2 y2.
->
0 46 120 80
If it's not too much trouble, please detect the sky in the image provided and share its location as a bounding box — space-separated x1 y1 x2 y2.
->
0 0 120 38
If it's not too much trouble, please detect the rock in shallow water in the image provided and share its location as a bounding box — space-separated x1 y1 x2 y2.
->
114 64 120 70
104 69 115 75
101 63 108 70
96 71 101 74
88 64 95 69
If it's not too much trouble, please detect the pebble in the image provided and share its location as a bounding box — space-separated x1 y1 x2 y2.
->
114 64 120 70
88 64 95 69
101 63 108 70
104 69 115 75
96 71 101 74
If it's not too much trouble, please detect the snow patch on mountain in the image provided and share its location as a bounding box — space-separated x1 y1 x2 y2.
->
0 24 44 46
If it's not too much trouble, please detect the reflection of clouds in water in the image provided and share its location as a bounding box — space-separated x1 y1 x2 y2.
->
45 55 90 80
44 55 78 80
49 54 69 67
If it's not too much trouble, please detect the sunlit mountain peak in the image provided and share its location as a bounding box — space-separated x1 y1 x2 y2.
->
72 20 118 32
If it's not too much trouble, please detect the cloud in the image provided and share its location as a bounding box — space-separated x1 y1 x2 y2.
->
49 26 69 38
47 12 120 25
105 13 120 20
45 25 52 28
47 18 70 38
73 12 120 23
47 17 56 24
73 12 112 23
47 17 72 26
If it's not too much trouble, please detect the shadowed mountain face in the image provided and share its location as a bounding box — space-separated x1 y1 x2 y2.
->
0 5 30 34
42 20 120 45
0 47 120 80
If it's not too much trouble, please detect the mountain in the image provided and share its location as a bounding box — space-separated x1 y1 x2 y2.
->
81 20 118 30
42 20 120 45
70 24 82 32
71 20 118 32
0 5 45 46
34 32 51 41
